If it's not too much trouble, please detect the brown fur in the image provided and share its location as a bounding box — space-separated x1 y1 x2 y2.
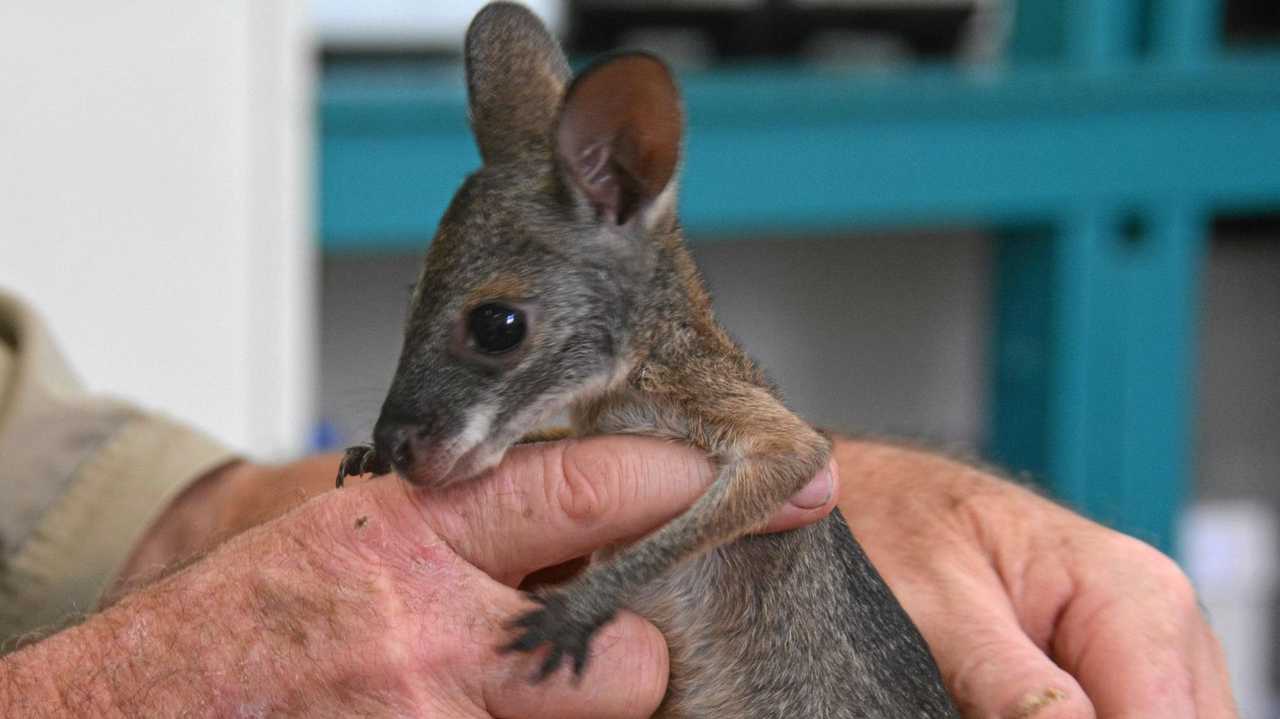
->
340 4 959 716
465 273 532 308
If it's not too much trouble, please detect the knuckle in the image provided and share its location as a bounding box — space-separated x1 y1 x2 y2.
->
946 484 1016 549
1104 532 1199 609
554 441 620 525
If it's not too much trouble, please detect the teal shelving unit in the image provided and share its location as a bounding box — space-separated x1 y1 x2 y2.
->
318 1 1280 554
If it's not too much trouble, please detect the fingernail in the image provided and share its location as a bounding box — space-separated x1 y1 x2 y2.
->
1009 687 1069 718
790 463 834 509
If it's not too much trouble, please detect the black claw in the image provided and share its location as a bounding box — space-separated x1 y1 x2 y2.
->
336 444 386 489
534 645 564 683
362 448 392 476
512 614 538 629
500 626 543 655
572 647 589 677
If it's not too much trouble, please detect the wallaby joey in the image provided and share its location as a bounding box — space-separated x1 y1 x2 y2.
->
337 3 959 716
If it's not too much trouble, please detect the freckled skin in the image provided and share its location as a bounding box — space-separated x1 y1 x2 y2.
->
339 3 959 717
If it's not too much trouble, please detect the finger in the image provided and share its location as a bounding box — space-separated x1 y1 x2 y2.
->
1052 541 1203 719
757 459 838 533
1192 622 1239 718
422 436 715 584
906 566 1096 719
946 627 1094 719
1055 598 1197 719
485 608 669 719
511 460 833 590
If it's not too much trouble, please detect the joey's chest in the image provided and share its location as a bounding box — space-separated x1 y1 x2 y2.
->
570 386 697 447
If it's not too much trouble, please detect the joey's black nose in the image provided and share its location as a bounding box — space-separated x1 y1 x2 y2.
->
372 419 413 475
372 405 444 481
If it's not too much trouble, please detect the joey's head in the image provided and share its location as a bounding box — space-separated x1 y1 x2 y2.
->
372 2 685 487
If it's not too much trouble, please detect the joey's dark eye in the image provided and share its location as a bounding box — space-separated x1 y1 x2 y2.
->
467 303 527 354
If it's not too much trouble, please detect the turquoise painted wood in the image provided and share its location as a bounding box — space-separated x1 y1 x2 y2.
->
317 1 1279 555
1116 205 1204 548
994 201 1209 553
321 56 1280 249
990 227 1053 482
987 0 1237 553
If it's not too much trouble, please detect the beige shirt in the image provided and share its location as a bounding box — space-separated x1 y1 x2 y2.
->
0 291 235 645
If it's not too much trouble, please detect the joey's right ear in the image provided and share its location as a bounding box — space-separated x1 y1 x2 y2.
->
555 53 683 228
465 2 571 165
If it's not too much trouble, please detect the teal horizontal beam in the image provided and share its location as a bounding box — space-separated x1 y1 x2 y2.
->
320 54 1280 252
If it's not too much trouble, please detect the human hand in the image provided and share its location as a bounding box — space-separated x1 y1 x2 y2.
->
73 436 835 717
113 437 836 599
833 439 1236 718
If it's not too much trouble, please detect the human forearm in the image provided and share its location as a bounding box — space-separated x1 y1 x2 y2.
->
6 482 438 718
7 465 501 717
0 620 117 716
5 532 320 717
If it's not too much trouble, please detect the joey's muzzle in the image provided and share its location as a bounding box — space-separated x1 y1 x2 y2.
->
372 406 494 487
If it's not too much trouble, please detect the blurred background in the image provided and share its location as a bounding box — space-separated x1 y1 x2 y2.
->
1 0 1277 714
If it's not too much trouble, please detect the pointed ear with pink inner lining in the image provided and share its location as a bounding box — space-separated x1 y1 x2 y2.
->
555 53 683 227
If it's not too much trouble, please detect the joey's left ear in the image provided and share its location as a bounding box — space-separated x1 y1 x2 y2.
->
555 53 683 228
466 2 571 166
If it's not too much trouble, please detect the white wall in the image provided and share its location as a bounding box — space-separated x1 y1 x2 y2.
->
0 1 312 457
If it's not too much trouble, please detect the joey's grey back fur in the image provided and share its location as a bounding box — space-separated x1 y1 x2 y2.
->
355 3 960 717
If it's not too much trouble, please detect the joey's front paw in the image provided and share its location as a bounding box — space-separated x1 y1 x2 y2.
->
335 444 392 488
501 589 618 683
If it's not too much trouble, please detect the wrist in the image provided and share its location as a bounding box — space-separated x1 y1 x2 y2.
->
107 460 249 602
110 452 352 605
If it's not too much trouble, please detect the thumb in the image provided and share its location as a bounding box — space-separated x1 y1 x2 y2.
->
419 436 716 585
928 597 1095 718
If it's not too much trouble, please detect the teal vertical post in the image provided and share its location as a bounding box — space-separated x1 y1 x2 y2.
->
1035 206 1204 554
991 0 1210 555
1151 0 1220 65
1114 205 1204 551
989 229 1053 481
1063 0 1144 67
1007 0 1067 61
1047 208 1124 514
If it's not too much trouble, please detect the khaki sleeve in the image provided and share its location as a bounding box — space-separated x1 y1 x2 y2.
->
0 292 237 645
